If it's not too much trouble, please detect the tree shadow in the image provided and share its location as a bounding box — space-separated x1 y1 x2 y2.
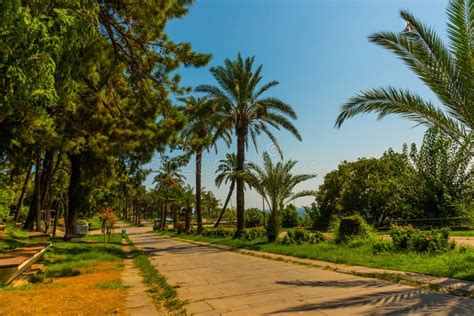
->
276 279 389 289
270 288 474 315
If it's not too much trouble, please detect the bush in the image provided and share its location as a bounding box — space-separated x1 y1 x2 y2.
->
281 204 299 228
200 227 265 241
244 208 264 228
390 225 454 253
241 227 266 240
279 228 326 245
201 227 235 238
333 215 375 244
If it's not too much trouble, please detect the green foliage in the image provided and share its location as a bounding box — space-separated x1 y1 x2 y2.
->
302 202 321 229
336 0 474 154
241 227 267 241
279 228 326 245
95 279 127 289
390 225 454 254
244 208 265 228
281 204 299 228
200 227 266 241
403 127 473 220
247 152 315 242
201 227 235 238
333 215 376 244
316 150 414 227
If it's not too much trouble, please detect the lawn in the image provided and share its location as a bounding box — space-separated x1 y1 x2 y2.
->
0 234 128 315
0 228 44 252
159 231 474 281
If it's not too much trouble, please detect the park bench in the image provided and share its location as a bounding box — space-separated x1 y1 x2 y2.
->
0 242 51 285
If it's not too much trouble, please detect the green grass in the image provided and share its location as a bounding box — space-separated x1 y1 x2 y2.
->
126 237 186 313
0 227 43 251
159 231 474 281
44 234 123 277
82 216 103 231
450 230 474 237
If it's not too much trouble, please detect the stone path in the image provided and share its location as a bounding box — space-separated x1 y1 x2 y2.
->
125 226 474 315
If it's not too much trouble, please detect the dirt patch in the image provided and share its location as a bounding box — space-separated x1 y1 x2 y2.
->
0 262 127 315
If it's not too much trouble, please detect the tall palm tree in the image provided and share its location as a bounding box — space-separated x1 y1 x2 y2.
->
336 0 473 155
247 152 316 242
153 155 188 229
179 96 230 233
197 54 302 236
214 153 245 227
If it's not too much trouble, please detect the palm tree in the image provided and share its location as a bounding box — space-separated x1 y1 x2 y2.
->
175 184 195 232
197 54 302 236
179 96 230 233
213 153 245 227
335 0 473 155
153 155 188 229
247 152 316 242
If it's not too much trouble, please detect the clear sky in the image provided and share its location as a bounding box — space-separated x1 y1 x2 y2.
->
144 0 449 208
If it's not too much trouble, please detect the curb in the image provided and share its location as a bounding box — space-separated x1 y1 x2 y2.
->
159 234 474 299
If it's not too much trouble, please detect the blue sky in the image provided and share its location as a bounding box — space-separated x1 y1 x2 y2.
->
145 0 448 208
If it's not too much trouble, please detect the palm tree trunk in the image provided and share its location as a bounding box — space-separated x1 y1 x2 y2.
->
235 127 247 237
185 207 192 232
214 181 235 228
13 163 33 224
195 149 203 233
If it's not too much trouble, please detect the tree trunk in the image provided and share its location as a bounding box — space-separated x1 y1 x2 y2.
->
195 149 203 233
13 163 33 224
24 152 42 231
235 127 247 237
172 208 178 229
52 199 62 237
66 153 81 237
161 198 168 229
214 181 235 228
185 207 192 232
267 202 281 242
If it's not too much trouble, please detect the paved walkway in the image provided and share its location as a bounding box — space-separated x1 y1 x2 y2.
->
125 226 474 315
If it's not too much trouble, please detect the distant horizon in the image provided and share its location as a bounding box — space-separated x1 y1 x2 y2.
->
144 0 447 208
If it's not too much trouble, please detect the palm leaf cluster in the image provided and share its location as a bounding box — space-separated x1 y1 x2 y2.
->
336 0 473 155
247 152 315 241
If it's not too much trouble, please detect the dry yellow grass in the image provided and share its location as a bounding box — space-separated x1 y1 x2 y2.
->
0 262 127 315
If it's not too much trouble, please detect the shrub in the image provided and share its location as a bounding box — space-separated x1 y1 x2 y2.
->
200 227 265 241
281 204 299 228
244 208 264 228
241 227 266 240
279 228 326 245
201 227 235 238
333 215 375 244
371 240 393 254
302 202 321 229
390 225 454 253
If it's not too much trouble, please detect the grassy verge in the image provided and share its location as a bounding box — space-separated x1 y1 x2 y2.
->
159 231 474 282
450 230 474 237
126 237 186 314
0 228 45 251
0 234 128 314
44 234 123 278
